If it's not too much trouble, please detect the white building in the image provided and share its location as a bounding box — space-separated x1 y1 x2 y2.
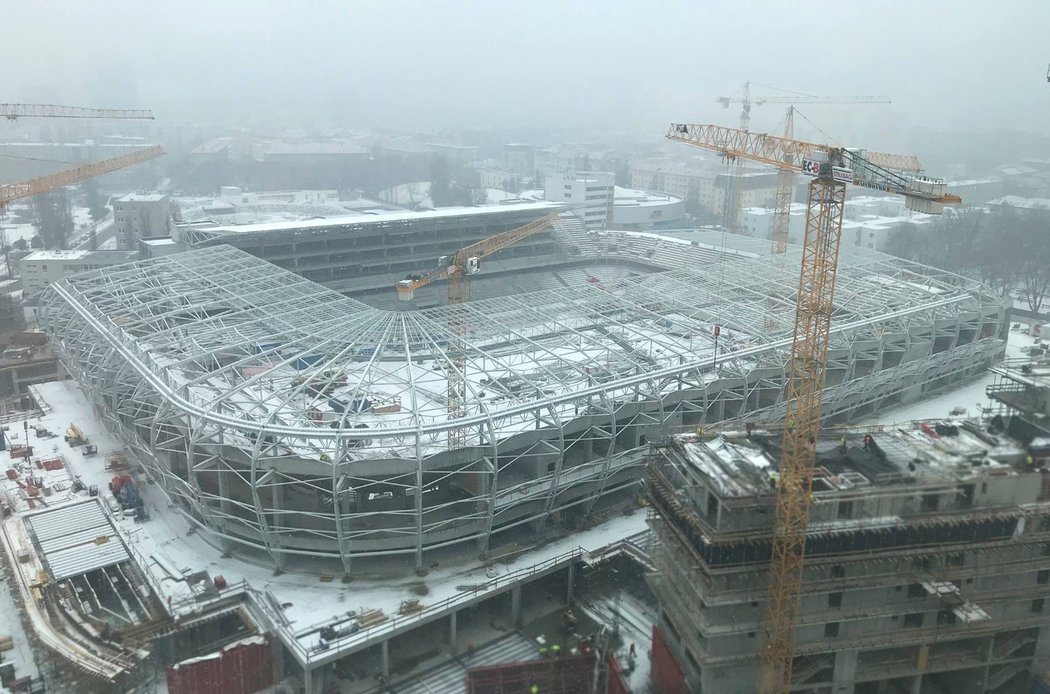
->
218 187 341 206
18 250 138 299
610 187 685 230
630 160 718 212
544 171 615 229
739 195 932 253
112 193 171 250
502 143 535 180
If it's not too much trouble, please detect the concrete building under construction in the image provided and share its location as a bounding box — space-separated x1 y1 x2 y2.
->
37 203 1008 575
646 354 1050 694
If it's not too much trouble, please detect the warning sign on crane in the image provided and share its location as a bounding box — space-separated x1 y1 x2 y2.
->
832 166 854 184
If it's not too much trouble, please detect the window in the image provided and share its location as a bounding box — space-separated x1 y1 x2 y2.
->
1037 570 1049 585
828 592 843 608
824 622 839 638
1033 599 1045 614
946 553 964 567
748 631 756 638
921 493 939 512
904 613 924 628
831 565 846 579
837 501 853 519
908 583 926 599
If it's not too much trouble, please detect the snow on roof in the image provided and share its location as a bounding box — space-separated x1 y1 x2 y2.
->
23 250 91 261
987 195 1050 210
116 193 167 203
677 420 1022 500
200 201 563 235
24 499 131 581
613 186 683 207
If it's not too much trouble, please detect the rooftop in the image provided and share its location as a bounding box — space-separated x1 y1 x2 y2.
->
22 249 138 262
194 201 562 236
40 233 995 460
612 186 683 208
674 423 1022 501
116 193 167 203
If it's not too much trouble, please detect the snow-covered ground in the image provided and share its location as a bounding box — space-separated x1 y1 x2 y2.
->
0 552 41 683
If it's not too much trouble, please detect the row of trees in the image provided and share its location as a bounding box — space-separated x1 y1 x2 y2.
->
429 157 485 207
885 205 1050 313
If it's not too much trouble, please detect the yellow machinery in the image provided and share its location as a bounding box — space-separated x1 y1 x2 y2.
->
396 210 562 447
667 123 960 693
0 145 165 210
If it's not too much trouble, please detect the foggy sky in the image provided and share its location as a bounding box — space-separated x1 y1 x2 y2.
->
5 0 1049 144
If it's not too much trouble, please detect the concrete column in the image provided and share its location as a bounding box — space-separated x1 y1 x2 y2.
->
1033 623 1050 662
381 639 390 677
910 674 922 694
449 610 458 648
270 636 285 682
832 649 857 694
302 665 314 694
511 586 523 628
566 562 576 604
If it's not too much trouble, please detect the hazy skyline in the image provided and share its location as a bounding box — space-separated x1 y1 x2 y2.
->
4 0 1049 147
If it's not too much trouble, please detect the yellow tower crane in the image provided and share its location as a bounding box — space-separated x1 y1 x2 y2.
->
667 123 959 693
395 209 563 447
0 145 165 210
0 104 154 120
716 84 892 242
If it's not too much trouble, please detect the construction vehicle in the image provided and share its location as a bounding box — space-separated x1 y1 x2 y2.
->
395 209 562 447
666 122 960 693
0 104 154 121
64 423 87 447
717 83 892 242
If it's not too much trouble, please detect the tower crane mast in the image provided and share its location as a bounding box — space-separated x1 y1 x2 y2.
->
667 123 959 693
716 84 892 241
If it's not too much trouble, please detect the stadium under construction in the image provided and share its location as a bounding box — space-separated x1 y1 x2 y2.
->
38 206 1009 575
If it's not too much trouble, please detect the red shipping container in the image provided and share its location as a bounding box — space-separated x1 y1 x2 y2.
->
650 624 689 694
606 652 631 694
166 635 273 694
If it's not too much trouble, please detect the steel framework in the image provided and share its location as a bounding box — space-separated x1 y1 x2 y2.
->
39 231 1007 574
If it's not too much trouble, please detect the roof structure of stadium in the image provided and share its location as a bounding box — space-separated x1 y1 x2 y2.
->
39 227 1008 573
